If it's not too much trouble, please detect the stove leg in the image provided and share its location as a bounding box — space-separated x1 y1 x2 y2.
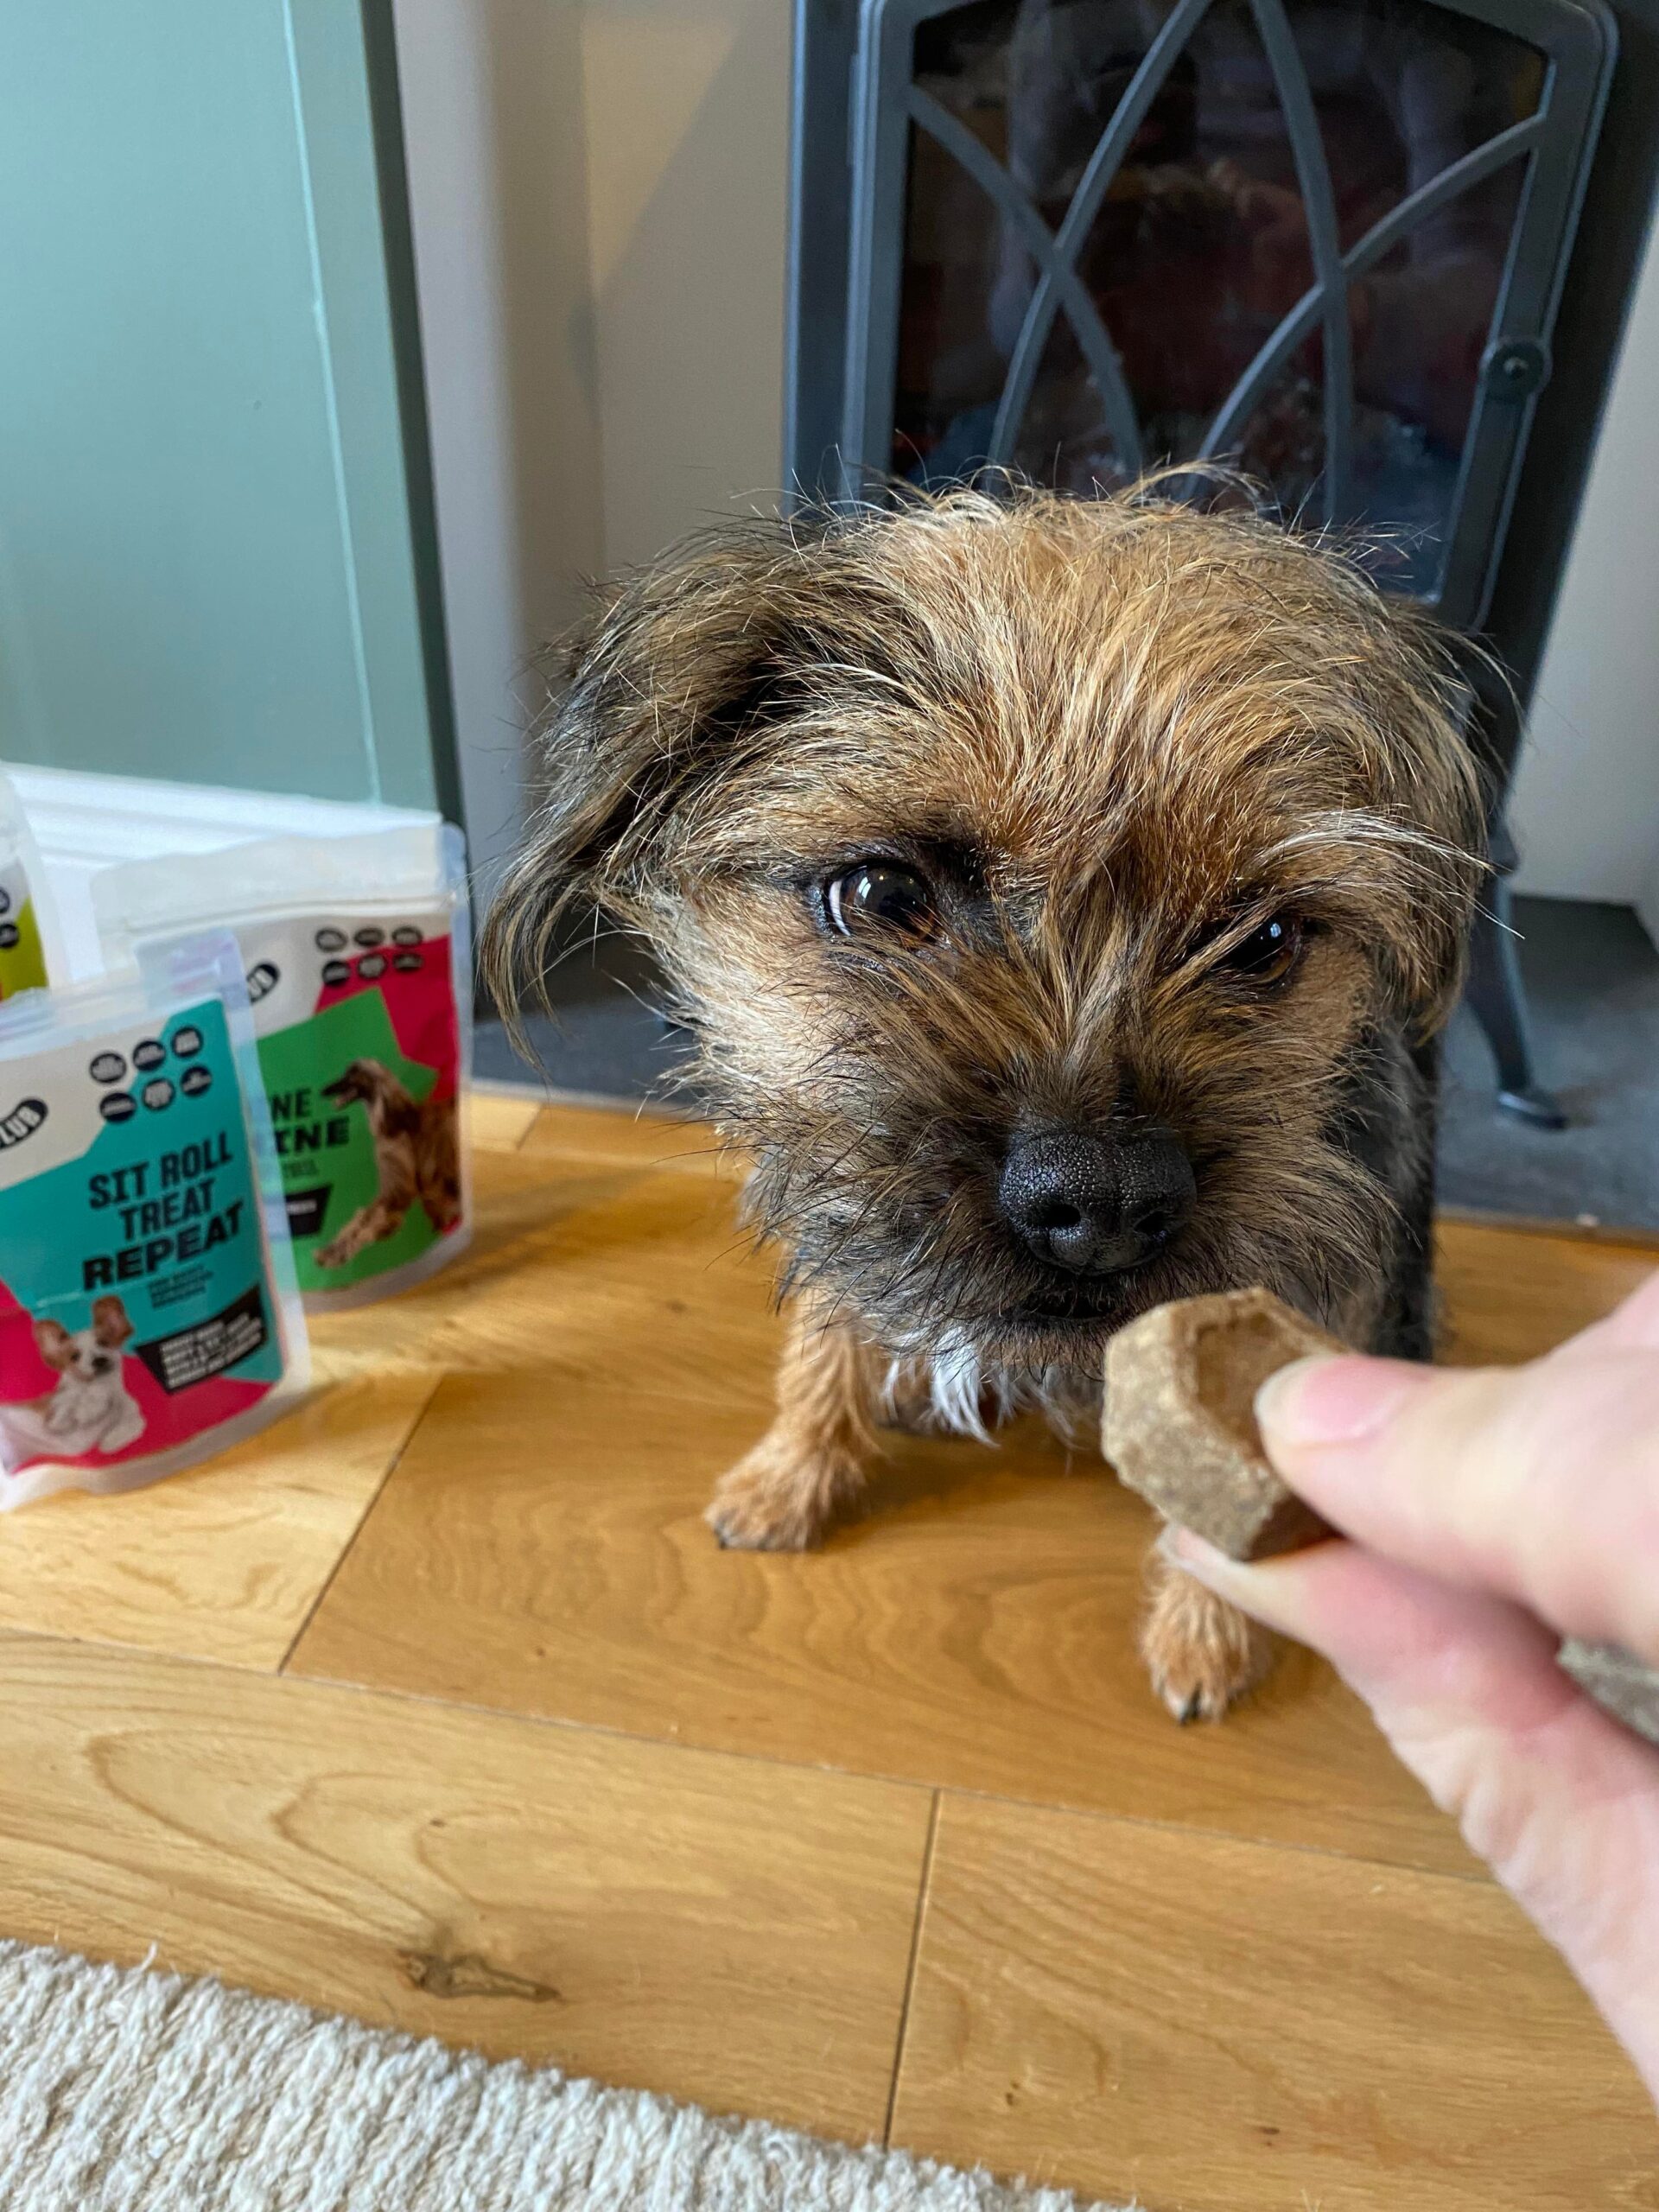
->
1465 836 1567 1129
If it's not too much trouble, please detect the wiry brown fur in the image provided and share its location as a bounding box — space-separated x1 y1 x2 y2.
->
485 485 1484 1720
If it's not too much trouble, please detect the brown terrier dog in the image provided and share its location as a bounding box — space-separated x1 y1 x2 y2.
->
484 486 1484 1720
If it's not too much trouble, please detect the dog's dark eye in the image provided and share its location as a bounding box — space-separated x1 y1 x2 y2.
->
1218 912 1304 986
825 862 938 944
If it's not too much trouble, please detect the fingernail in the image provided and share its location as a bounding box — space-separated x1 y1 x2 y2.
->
1256 1353 1431 1450
1157 1523 1235 1578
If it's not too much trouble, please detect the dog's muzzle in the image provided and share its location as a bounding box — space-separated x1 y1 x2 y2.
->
998 1125 1195 1277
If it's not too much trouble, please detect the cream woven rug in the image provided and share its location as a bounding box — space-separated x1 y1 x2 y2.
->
0 1943 1125 2211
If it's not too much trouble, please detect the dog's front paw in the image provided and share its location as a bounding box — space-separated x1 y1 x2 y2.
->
1140 1553 1274 1723
705 1438 861 1552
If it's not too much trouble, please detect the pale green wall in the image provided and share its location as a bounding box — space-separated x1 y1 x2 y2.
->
0 0 444 808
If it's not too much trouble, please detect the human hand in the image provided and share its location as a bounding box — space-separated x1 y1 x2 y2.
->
1166 1271 1659 2107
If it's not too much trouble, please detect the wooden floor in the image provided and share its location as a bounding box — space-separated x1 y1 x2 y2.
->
0 1092 1652 2209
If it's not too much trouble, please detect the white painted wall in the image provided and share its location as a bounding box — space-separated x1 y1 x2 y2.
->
391 0 606 904
1510 212 1659 934
391 0 790 896
580 0 791 572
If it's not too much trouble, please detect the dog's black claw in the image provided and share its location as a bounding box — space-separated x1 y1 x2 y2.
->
710 1522 733 1549
1176 1691 1203 1725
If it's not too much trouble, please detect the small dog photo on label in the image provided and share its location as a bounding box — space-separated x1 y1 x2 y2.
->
0 1294 145 1462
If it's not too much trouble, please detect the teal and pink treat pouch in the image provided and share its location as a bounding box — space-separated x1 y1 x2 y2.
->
0 933 308 1509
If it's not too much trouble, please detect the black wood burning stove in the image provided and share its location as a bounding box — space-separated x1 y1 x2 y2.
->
786 0 1657 1122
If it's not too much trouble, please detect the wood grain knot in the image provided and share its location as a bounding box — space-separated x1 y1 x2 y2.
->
399 1949 563 2005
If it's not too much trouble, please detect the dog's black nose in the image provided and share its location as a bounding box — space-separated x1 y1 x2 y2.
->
998 1126 1194 1275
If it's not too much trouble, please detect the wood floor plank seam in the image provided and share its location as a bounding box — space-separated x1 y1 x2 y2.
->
524 1096 721 1153
0 1615 293 1684
294 1630 1491 1891
25 1599 1487 1915
276 1376 446 1675
42 1619 931 1825
283 1647 959 1810
0 1632 934 2145
0 1622 912 1824
465 1089 547 1156
492 1088 702 1153
0 1574 1496 1898
3 1592 1478 1902
527 1089 700 1125
910 1778 1493 1889
882 1789 942 2150
293 1594 1483 1885
887 1790 1656 2208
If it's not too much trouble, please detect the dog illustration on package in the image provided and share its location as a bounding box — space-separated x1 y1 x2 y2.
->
315 1057 462 1268
0 1294 146 1460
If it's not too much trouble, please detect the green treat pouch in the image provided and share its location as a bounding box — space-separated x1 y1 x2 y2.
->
95 823 473 1310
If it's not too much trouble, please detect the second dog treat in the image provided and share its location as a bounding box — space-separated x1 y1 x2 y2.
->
1557 1638 1659 1749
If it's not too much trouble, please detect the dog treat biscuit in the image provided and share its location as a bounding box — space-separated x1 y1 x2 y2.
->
1103 1287 1342 1559
1105 1287 1659 1746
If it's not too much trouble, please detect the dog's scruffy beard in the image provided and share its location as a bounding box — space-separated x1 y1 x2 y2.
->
484 479 1483 1425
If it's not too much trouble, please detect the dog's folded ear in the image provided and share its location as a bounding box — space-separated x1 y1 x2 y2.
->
91 1295 135 1350
481 521 810 1024
34 1319 74 1370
